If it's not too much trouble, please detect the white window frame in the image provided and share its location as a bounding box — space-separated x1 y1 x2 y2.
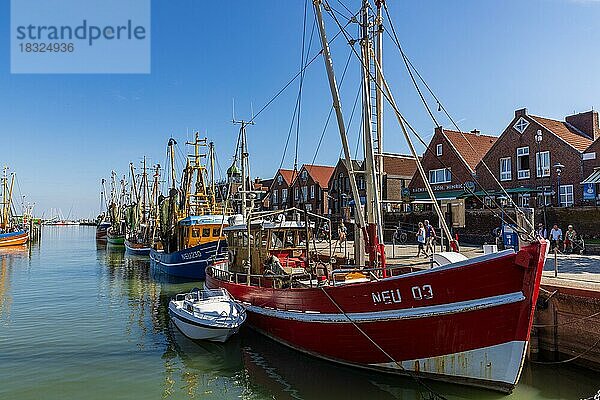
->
272 190 278 205
436 143 443 156
514 117 529 134
277 175 283 185
500 157 512 181
517 146 530 179
282 188 288 203
536 151 550 178
428 168 451 184
310 185 315 199
301 170 308 181
295 187 300 200
518 193 530 208
559 185 574 207
301 186 308 201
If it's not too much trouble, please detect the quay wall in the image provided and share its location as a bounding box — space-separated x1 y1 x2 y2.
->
532 285 600 371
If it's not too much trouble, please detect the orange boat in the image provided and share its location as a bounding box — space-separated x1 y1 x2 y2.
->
0 167 29 247
0 231 29 247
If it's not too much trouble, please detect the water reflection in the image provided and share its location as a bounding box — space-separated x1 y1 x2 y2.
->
0 246 29 323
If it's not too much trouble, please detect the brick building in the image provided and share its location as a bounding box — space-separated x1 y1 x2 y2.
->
381 153 419 207
476 109 597 207
408 127 497 202
327 154 418 217
269 168 296 210
582 136 600 205
288 164 334 214
327 159 366 216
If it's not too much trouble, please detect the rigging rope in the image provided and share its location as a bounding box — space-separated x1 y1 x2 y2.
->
382 2 535 238
323 0 529 238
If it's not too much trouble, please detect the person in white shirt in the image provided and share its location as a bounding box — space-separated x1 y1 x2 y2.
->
549 224 562 251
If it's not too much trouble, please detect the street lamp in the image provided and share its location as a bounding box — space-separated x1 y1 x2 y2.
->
554 162 565 207
535 130 547 229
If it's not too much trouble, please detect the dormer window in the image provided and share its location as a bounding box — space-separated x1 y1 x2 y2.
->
514 117 529 134
436 143 442 156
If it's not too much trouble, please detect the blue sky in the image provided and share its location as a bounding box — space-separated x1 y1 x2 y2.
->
2 0 600 218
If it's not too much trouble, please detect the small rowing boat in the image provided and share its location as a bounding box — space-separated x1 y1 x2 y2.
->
169 287 246 342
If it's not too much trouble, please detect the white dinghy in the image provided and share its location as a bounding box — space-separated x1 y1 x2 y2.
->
169 288 246 342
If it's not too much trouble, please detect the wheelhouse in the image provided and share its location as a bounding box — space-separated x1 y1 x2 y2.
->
176 215 227 250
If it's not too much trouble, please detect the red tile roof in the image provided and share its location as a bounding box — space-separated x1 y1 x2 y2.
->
382 154 419 178
303 164 335 189
530 115 593 152
276 169 295 186
443 129 497 172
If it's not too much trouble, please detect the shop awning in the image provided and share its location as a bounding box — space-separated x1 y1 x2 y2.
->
582 168 600 184
459 187 541 198
410 190 466 201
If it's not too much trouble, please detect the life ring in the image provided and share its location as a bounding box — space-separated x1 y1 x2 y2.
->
273 278 283 289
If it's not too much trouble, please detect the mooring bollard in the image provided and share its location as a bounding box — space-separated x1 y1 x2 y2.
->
554 248 558 278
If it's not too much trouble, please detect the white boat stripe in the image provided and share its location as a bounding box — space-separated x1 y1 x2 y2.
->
245 291 525 323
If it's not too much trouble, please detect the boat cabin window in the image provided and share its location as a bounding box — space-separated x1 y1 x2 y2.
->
285 230 295 247
270 229 303 249
213 228 221 237
298 230 307 246
191 228 200 238
202 228 210 237
271 230 285 249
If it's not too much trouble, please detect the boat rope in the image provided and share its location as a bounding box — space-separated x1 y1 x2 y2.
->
249 14 356 125
319 286 448 400
382 2 536 238
533 310 600 328
293 0 311 172
529 335 600 365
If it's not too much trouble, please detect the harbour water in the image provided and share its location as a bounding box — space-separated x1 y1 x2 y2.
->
0 227 598 400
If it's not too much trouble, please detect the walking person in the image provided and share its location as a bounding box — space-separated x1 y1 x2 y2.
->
549 224 562 252
564 225 577 254
416 222 426 257
424 220 437 256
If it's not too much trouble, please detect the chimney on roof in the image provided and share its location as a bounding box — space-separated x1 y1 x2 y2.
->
470 129 480 136
565 110 599 141
515 108 527 118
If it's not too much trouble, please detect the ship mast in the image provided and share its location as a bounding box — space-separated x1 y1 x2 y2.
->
184 132 210 216
360 0 384 244
233 120 253 218
374 0 384 199
313 0 366 234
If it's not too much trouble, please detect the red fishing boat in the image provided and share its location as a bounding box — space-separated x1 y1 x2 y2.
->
207 0 546 393
206 208 546 393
